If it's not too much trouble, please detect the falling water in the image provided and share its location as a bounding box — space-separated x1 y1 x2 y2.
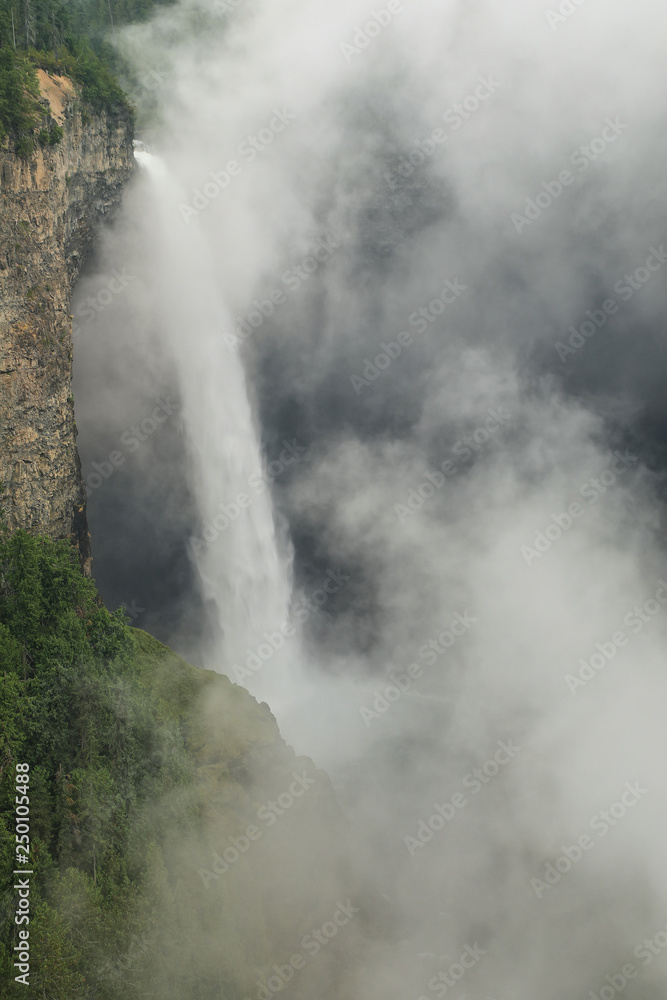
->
66 2 667 996
134 148 292 697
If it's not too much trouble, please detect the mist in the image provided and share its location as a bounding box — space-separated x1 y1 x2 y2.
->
71 1 667 997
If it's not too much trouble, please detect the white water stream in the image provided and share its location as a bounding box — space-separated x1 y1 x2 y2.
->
134 149 293 701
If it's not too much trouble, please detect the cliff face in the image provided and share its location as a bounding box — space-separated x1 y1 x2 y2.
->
0 71 134 572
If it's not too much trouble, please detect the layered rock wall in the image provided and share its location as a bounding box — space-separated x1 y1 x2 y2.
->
0 71 134 571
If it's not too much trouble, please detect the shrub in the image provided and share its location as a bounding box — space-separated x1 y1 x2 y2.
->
0 48 42 151
15 134 34 157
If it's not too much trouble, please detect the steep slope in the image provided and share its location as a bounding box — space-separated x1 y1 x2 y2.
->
0 531 360 1000
0 70 134 573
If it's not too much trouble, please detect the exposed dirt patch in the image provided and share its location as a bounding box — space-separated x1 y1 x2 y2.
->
36 70 76 124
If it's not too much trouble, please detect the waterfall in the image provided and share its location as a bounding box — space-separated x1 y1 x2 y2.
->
134 149 293 699
65 4 667 996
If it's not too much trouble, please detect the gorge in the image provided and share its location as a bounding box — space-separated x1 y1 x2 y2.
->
3 2 667 999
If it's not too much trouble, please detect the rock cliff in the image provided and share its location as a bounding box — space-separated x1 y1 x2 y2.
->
0 70 134 572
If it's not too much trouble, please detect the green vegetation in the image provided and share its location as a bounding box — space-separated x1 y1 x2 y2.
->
0 529 280 998
0 46 42 150
0 0 176 55
0 529 179 997
0 0 175 155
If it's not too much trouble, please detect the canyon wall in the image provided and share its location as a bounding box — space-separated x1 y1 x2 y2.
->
0 71 134 572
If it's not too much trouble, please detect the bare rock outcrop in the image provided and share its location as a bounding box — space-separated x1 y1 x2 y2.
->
0 71 134 571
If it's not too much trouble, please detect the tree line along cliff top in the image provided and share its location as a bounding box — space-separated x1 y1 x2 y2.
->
0 0 174 156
